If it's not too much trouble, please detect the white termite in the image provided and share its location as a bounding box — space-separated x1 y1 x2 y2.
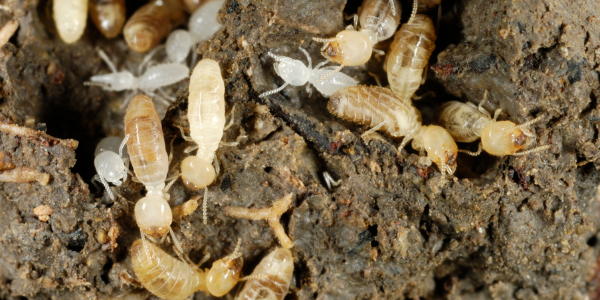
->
259 47 359 98
93 136 129 200
84 49 190 110
166 0 225 64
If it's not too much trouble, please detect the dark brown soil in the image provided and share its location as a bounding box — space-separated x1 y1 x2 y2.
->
0 0 599 299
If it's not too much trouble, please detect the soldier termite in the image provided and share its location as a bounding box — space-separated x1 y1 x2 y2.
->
312 0 400 80
131 238 244 300
437 92 550 156
93 136 129 201
328 86 458 179
123 0 185 53
124 94 178 240
53 0 88 44
259 47 358 98
384 1 437 100
236 248 294 300
89 0 126 39
224 193 295 249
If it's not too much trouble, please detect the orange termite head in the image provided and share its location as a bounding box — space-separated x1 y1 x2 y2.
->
421 125 458 176
481 121 532 156
206 251 243 296
315 30 373 66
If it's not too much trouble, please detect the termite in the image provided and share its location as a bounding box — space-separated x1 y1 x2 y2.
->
182 0 203 13
384 1 437 100
328 86 458 179
89 0 126 39
437 92 549 156
124 94 174 239
93 136 129 201
166 0 225 63
53 0 88 44
123 0 185 53
131 238 244 300
417 0 442 12
259 47 358 98
312 0 400 79
236 248 294 300
179 59 229 224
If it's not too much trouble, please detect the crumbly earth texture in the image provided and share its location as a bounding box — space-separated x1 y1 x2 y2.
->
0 0 599 299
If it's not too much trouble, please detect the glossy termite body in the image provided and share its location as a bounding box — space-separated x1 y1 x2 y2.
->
437 93 549 156
328 86 458 178
236 248 294 300
53 0 88 44
123 0 186 53
312 0 400 79
384 0 437 100
89 0 126 38
93 136 129 200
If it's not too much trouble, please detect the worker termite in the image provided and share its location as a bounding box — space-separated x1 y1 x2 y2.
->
84 49 189 108
437 92 549 156
123 0 185 53
125 94 176 239
328 86 458 179
384 1 437 100
236 248 294 300
89 0 126 39
93 136 129 201
53 0 88 44
131 238 244 300
311 0 400 78
166 0 225 64
224 193 295 249
259 47 359 98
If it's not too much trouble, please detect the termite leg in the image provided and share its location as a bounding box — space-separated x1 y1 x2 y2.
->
323 171 341 191
368 72 383 87
97 49 118 73
177 126 195 142
361 120 387 138
298 47 312 69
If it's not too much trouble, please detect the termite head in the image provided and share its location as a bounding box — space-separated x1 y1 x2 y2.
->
181 156 216 190
421 125 458 176
94 151 126 185
481 121 531 156
206 252 243 296
273 58 310 86
87 71 136 91
135 195 172 238
315 30 372 66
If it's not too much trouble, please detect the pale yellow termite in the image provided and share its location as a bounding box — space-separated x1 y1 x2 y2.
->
53 0 88 44
437 92 549 156
236 248 294 300
124 94 172 238
329 86 458 178
312 0 400 80
89 0 126 38
123 0 186 52
131 239 244 300
384 1 437 100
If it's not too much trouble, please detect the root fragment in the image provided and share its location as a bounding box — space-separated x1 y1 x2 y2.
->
0 167 50 185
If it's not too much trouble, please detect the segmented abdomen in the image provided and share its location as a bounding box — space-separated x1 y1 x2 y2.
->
89 0 126 38
359 0 401 43
131 240 206 300
384 14 436 99
328 86 422 138
437 101 491 143
188 59 226 161
53 0 88 44
124 95 169 191
237 248 294 300
138 63 190 91
123 0 185 52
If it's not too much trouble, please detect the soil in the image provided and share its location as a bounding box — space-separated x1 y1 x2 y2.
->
0 0 599 299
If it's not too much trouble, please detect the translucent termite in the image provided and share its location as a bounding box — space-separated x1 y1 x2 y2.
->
85 49 189 107
312 0 400 78
437 93 549 156
236 248 294 300
89 0 126 38
123 0 185 53
259 47 359 98
166 0 225 63
384 2 437 100
93 136 129 201
124 94 172 238
131 238 244 300
53 0 88 44
328 86 458 178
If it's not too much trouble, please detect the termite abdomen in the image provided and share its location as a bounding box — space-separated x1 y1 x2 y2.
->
89 0 126 38
123 0 185 53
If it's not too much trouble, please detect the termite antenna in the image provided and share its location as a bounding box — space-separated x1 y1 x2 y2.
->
203 187 208 225
389 0 397 16
458 143 483 156
259 82 289 98
408 0 418 24
515 114 545 131
312 37 335 51
267 52 284 63
83 81 110 88
511 145 550 156
318 64 344 83
241 274 270 281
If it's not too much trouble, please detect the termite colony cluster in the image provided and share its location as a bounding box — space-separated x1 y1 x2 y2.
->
0 0 551 298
